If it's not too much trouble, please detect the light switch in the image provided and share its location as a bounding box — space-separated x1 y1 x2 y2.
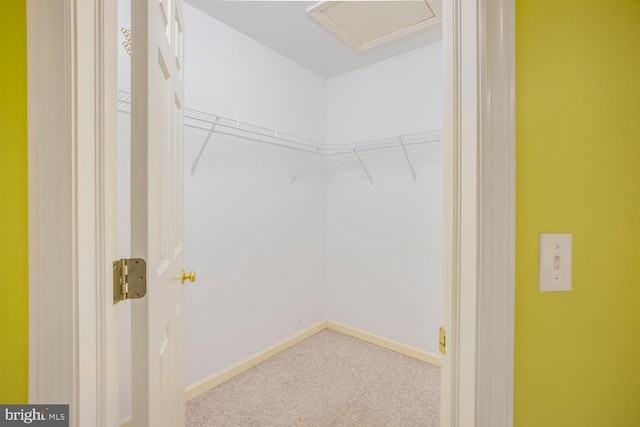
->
539 233 572 292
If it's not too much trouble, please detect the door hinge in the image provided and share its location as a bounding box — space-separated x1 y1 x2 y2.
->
113 258 147 305
439 327 446 355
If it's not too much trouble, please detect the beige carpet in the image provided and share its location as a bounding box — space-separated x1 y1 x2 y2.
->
186 329 440 427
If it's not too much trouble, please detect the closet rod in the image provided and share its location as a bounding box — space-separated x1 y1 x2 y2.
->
117 91 443 174
212 130 319 153
212 121 319 151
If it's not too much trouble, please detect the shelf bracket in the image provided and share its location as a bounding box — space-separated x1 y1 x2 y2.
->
353 149 373 184
190 116 220 175
290 148 320 184
399 136 417 182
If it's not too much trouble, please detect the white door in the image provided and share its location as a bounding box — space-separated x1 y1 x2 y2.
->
130 0 187 425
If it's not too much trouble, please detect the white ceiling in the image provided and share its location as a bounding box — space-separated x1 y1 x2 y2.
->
184 1 442 79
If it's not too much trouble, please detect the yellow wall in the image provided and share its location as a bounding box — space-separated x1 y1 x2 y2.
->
0 1 28 403
515 1 640 426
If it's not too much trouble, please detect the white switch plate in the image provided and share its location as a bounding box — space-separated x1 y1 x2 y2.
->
539 233 572 292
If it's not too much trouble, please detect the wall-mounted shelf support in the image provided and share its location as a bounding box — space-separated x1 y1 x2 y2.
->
399 136 417 182
116 91 443 181
353 150 373 184
190 117 220 175
291 148 320 184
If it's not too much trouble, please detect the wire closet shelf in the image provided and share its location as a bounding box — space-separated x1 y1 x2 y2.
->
118 90 442 179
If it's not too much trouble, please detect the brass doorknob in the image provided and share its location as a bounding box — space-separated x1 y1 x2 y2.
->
181 270 196 285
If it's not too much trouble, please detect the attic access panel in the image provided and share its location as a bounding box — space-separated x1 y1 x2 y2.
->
307 1 439 53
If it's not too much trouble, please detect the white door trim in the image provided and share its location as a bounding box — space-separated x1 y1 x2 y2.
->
27 0 118 426
441 0 516 425
476 0 516 425
27 0 515 425
27 0 75 409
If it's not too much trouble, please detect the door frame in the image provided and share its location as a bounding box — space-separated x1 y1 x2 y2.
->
441 0 516 425
26 0 515 426
27 0 118 426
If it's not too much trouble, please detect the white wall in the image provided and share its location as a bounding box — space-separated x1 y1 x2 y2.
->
182 4 328 387
325 43 444 353
183 5 325 141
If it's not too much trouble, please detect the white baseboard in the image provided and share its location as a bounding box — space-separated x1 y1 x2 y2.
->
118 416 133 427
326 320 441 367
184 319 440 402
185 320 329 401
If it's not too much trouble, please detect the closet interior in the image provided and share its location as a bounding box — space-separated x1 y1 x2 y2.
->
117 0 444 422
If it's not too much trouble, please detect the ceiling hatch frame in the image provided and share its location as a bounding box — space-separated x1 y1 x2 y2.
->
306 0 441 53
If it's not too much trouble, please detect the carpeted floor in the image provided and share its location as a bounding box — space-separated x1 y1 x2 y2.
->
186 329 440 427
